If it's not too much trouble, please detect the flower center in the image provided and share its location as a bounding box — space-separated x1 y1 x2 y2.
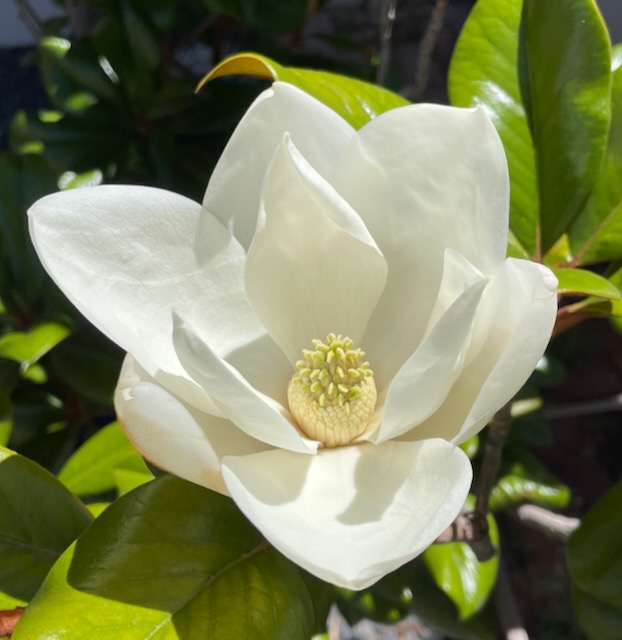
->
288 333 377 447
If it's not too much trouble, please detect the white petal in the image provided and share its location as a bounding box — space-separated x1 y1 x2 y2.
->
173 314 318 454
204 82 355 249
401 259 557 444
372 274 487 443
222 439 472 589
245 135 388 364
28 186 265 413
331 104 509 382
114 355 269 495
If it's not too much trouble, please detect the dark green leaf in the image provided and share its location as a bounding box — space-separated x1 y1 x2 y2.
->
569 63 622 264
201 53 409 130
567 479 622 607
520 0 611 253
449 0 537 257
57 422 150 497
572 585 622 640
0 446 92 602
14 476 314 639
553 268 622 299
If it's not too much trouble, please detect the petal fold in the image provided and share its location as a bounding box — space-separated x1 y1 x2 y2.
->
245 135 388 364
222 439 472 590
173 314 318 454
204 82 355 249
115 355 269 495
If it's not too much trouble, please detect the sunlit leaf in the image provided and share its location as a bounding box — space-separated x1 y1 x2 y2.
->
14 476 314 640
553 268 622 299
200 53 409 130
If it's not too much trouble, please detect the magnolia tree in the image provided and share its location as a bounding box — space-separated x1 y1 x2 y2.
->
1 0 621 639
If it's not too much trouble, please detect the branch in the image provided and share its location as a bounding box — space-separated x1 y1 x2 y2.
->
493 560 530 640
376 0 397 87
14 0 45 40
512 504 579 541
411 0 448 99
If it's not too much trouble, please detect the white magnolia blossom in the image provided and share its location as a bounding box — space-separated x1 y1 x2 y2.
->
29 82 557 589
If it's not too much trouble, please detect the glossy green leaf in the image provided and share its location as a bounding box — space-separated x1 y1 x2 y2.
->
0 421 10 447
14 476 314 640
423 512 499 620
520 0 611 254
489 451 570 511
113 466 154 495
0 446 92 603
572 585 622 640
0 323 69 369
449 0 537 257
57 422 150 497
553 268 622 299
569 63 622 265
567 479 622 607
200 53 409 130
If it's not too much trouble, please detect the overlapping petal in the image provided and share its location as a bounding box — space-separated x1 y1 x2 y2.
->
173 314 318 454
115 355 270 495
222 439 472 589
330 104 510 383
245 135 388 364
204 82 355 249
28 186 265 414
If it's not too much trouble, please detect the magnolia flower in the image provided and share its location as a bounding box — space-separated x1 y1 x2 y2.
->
29 82 557 589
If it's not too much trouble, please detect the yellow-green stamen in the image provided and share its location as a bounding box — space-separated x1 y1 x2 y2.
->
288 333 377 447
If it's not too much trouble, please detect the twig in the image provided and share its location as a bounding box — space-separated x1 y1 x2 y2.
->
544 394 622 420
493 560 530 640
412 0 448 99
14 0 45 41
376 0 397 86
512 504 579 541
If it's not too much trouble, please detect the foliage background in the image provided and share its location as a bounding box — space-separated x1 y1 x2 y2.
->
1 1 622 639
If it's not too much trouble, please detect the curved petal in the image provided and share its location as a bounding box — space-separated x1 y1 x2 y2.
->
245 135 388 364
222 439 472 589
331 105 509 382
204 82 355 250
371 274 487 444
28 186 265 413
173 314 318 454
401 259 557 444
114 355 270 495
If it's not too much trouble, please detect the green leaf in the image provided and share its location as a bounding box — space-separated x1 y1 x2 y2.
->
572 585 622 640
14 476 314 640
423 512 499 620
520 0 612 254
567 479 622 608
553 268 622 299
0 323 69 370
200 53 409 130
0 421 10 447
489 451 570 511
113 466 154 495
0 446 93 603
569 62 622 264
459 435 479 460
448 0 537 257
57 422 150 497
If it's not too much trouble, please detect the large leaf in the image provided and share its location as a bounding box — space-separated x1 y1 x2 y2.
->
448 0 536 257
0 446 92 603
57 422 150 497
0 323 69 370
14 476 314 640
572 585 622 640
519 0 611 254
199 53 409 130
423 511 499 620
567 479 622 608
553 268 622 300
569 59 622 265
